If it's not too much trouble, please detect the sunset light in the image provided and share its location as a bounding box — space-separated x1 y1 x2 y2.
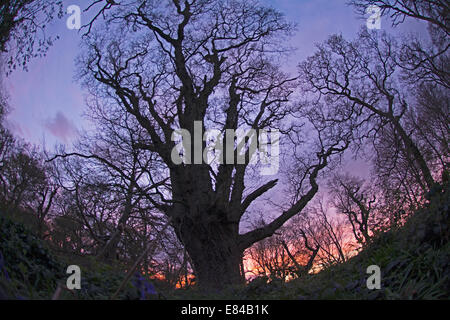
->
0 0 448 312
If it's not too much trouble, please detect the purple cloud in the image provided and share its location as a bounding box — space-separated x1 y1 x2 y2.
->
44 111 78 143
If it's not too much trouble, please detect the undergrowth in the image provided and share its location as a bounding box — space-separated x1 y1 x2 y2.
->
0 182 448 300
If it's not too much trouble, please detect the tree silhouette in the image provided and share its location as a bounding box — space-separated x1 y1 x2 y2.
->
0 0 63 73
298 30 436 191
72 0 349 290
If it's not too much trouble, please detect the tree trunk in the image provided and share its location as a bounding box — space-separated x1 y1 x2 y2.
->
392 119 435 190
98 229 122 261
173 216 244 291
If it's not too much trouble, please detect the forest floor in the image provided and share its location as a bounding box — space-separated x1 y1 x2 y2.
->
173 183 450 300
1 183 449 300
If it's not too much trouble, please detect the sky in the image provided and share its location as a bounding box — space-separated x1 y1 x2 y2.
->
3 0 428 152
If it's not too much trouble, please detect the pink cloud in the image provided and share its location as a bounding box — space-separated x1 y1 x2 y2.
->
44 111 78 143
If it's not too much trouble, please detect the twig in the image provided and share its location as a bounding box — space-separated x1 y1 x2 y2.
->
110 219 171 300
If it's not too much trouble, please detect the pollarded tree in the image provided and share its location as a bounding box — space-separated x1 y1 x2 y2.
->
74 0 348 290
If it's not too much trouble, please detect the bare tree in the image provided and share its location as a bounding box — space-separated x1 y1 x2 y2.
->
244 214 321 281
0 0 63 73
0 143 45 210
73 0 348 290
312 200 353 267
328 174 378 245
57 139 167 261
245 219 292 281
0 122 14 180
299 29 436 192
350 1 450 88
349 0 449 34
25 158 59 238
409 84 449 170
281 215 320 278
59 161 122 254
154 234 193 289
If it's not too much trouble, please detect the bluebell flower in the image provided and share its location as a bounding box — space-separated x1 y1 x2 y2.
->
132 273 157 300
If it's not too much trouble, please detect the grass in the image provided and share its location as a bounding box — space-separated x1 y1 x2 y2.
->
171 182 450 300
0 183 449 300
